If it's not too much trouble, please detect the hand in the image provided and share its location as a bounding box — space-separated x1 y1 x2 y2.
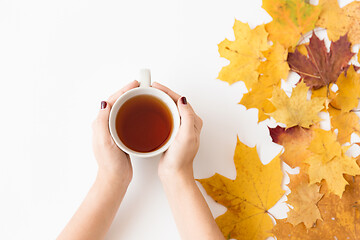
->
92 80 140 184
152 84 223 240
152 82 203 180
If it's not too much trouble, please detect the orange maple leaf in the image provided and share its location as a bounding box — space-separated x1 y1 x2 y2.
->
273 161 360 239
262 0 321 49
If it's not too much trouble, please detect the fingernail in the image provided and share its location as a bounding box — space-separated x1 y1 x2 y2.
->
101 101 107 109
181 96 187 105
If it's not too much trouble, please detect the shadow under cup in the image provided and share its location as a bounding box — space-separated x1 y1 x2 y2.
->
109 87 180 158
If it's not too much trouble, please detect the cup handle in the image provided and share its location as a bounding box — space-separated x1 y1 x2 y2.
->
139 69 151 88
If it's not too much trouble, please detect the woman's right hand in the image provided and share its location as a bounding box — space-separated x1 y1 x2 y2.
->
152 82 203 180
92 80 140 184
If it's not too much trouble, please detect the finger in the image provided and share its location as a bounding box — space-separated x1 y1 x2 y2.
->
187 107 202 132
107 80 140 105
93 101 112 142
177 96 197 132
152 82 181 102
177 96 203 131
195 115 203 131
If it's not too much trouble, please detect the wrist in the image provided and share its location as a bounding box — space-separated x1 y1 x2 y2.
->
160 169 197 198
159 166 194 184
97 169 132 188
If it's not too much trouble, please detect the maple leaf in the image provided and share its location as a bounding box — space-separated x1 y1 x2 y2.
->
307 129 341 163
269 126 314 169
218 20 269 89
294 43 308 56
305 129 360 197
257 42 290 86
197 137 284 240
262 0 321 49
240 42 289 122
286 174 323 229
328 107 360 144
344 1 360 44
240 83 275 122
268 82 324 128
317 0 360 45
332 66 360 112
287 32 355 90
273 162 360 239
316 0 350 42
311 83 337 109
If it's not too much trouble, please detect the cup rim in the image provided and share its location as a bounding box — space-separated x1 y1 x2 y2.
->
109 87 180 158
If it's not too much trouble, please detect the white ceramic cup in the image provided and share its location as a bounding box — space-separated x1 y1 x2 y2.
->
109 69 180 158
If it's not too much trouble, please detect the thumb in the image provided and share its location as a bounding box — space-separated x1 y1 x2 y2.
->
177 97 195 131
93 101 112 140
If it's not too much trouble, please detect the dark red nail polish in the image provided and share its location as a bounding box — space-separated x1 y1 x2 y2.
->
101 101 107 109
181 96 187 105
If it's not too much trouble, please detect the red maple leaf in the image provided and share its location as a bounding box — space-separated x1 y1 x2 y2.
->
287 32 354 90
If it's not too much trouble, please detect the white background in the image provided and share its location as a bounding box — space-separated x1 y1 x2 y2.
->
0 0 357 239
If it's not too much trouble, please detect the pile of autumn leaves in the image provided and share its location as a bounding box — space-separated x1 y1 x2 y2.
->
198 0 360 239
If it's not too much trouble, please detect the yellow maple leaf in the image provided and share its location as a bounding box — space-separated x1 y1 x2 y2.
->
342 2 360 44
329 107 360 144
294 43 308 56
240 42 289 122
269 82 325 128
198 137 284 240
311 84 337 109
311 86 328 99
316 0 350 42
257 42 290 86
305 129 360 197
333 66 360 112
286 179 323 229
262 0 321 49
240 83 275 122
218 20 269 89
307 129 341 164
316 0 360 44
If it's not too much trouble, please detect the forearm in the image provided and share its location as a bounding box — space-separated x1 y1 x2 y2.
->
57 172 130 240
161 170 225 240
